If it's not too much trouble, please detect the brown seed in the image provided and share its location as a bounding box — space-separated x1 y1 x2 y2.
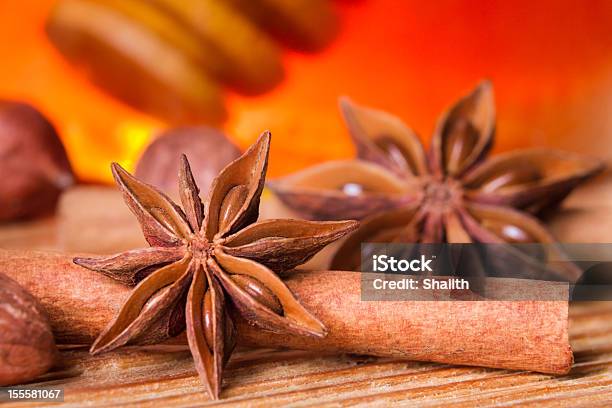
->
202 289 214 350
200 288 237 355
479 166 542 193
138 285 186 339
443 118 478 174
141 286 173 315
231 274 283 315
376 137 417 175
341 182 365 196
0 273 58 386
0 101 74 221
481 219 534 243
201 289 236 357
218 185 249 232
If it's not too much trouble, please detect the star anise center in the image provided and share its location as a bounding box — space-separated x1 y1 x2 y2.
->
189 235 215 260
420 177 463 211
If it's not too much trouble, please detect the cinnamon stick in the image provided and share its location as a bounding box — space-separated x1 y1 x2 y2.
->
0 249 572 375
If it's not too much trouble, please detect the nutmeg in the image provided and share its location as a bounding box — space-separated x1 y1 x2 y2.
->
0 273 58 386
0 101 74 221
135 127 241 199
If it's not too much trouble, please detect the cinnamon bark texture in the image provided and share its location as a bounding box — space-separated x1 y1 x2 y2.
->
1 249 572 375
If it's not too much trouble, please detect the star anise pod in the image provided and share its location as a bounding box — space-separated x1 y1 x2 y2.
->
73 132 358 399
270 82 603 280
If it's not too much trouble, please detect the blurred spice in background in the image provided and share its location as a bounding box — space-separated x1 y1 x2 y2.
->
0 0 610 184
45 0 339 123
0 101 74 221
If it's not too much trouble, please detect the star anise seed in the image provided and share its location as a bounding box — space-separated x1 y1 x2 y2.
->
269 82 603 282
73 132 358 399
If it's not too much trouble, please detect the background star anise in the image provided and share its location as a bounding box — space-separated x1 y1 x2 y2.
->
270 82 603 280
73 132 358 399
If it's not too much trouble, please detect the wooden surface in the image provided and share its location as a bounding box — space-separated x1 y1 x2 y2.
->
2 195 612 407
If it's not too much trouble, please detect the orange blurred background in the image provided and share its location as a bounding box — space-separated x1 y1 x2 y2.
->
1 0 611 183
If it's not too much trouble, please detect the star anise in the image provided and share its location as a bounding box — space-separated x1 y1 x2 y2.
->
73 132 358 399
270 82 603 280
